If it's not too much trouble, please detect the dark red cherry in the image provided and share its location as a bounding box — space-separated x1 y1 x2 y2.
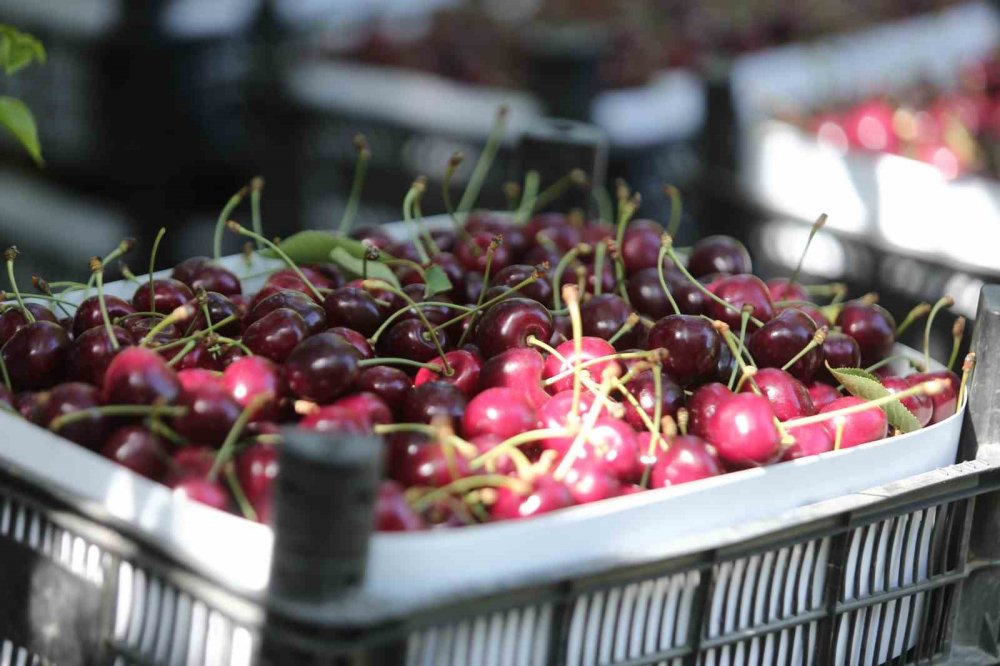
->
390 437 471 488
73 295 135 337
67 325 134 386
703 393 781 468
429 252 465 295
355 366 412 417
906 370 959 425
171 256 211 285
375 480 425 531
542 337 619 393
131 278 195 315
766 278 809 303
559 260 616 295
236 442 278 523
40 382 110 450
489 476 574 521
647 434 723 488
687 235 752 277
475 298 553 359
747 308 821 381
455 231 512 273
470 433 518 475
782 423 834 460
787 302 830 328
166 446 216 484
329 392 393 428
818 396 888 447
190 264 241 297
414 349 482 397
467 214 528 256
882 376 932 427
817 330 861 383
402 381 467 431
327 326 374 359
221 356 284 420
525 213 580 250
102 346 181 405
741 367 815 421
242 308 308 362
283 332 361 403
172 383 242 447
621 220 664 274
2 321 71 390
377 318 449 366
620 369 684 430
121 316 179 347
706 274 775 330
836 301 896 367
299 405 370 434
101 426 168 479
492 264 552 306
477 347 549 409
807 381 841 410
171 478 230 511
688 382 732 437
190 291 241 337
247 290 326 336
323 287 382 337
626 267 675 320
0 304 58 345
561 458 622 504
463 387 535 440
580 294 633 344
171 341 224 371
646 314 721 386
270 265 339 291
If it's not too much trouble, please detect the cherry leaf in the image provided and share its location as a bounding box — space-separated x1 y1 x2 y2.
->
423 264 453 297
0 97 42 165
827 365 922 434
264 231 360 264
329 247 399 288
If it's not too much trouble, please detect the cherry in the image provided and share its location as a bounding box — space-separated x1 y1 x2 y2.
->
429 252 466 296
328 326 374 360
646 315 721 386
747 309 821 381
646 434 723 488
456 231 512 273
882 376 932 427
190 264 241 297
101 426 168 480
283 332 360 403
463 387 535 440
788 302 830 328
246 290 326 336
470 433 517 474
621 221 665 274
543 337 619 393
171 256 211 285
477 347 549 409
328 392 393 428
818 396 888 448
620 369 684 430
242 308 308 363
844 99 898 153
236 442 278 522
836 301 896 367
906 370 959 424
190 292 241 337
817 330 861 383
67 325 134 386
102 346 181 405
493 264 553 306
131 278 195 315
16 391 46 423
171 478 230 511
177 368 219 393
687 235 752 277
490 476 574 520
375 480 425 531
688 382 732 437
742 367 815 421
172 383 242 447
525 214 580 250
271 265 339 291
121 316 179 346
73 295 135 337
766 278 809 303
377 318 449 365
715 342 736 383
626 267 675 320
807 381 841 410
171 341 224 371
475 298 553 359
580 294 633 344
299 405 370 434
355 366 412 416
537 389 597 436
0 304 57 345
561 458 622 503
559 260 616 295
402 381 467 431
782 423 834 461
221 356 284 420
2 321 71 390
166 446 216 484
703 393 781 468
414 349 481 397
40 382 110 450
550 416 641 483
706 274 775 330
388 436 470 488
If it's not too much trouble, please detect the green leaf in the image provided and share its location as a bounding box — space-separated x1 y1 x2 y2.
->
0 97 42 165
329 247 400 288
0 25 45 75
423 264 453 297
828 365 922 434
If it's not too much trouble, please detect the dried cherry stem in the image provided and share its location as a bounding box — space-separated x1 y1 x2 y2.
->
786 379 947 429
656 244 682 316
787 213 827 287
664 234 765 327
957 352 976 413
923 295 954 370
90 257 120 349
140 303 197 346
530 169 588 214
551 244 590 310
146 227 167 312
780 327 828 372
337 136 370 235
411 474 529 513
676 408 689 436
208 393 272 481
3 247 32 322
369 300 471 345
429 270 542 334
895 302 931 337
51 404 186 432
213 184 249 261
455 105 507 221
226 221 322 302
948 316 966 371
607 313 640 346
362 279 452 375
592 240 607 296
729 307 753 389
663 184 683 239
714 321 762 395
513 170 540 226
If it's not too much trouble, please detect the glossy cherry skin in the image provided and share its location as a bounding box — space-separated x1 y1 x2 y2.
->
906 370 959 425
490 476 574 521
580 294 634 345
171 478 230 511
242 308 308 363
328 327 374 360
747 309 821 382
456 231 512 273
882 376 933 427
782 423 834 461
788 302 831 328
247 290 327 336
470 433 517 475
742 367 815 421
171 383 242 447
101 426 167 480
102 346 181 405
547 416 641 483
646 315 721 386
621 221 665 274
818 330 862 383
525 213 578 250
477 348 549 409
221 356 284 421
687 235 752 277
818 396 888 448
414 349 482 398
807 382 842 410
468 214 528 256
703 393 781 468
377 318 449 365
561 458 623 504
463 387 535 440
252 276 317 308
272 265 340 291
67 325 135 386
299 405 370 434
190 264 241 297
836 301 896 367
475 298 553 359
620 369 684 430
2 321 71 390
329 392 393 428
0 304 58 345
706 274 775 330
172 340 225 372
171 256 211 285
355 366 412 417
283 332 360 403
543 337 619 393
402 381 467 431
165 446 216 484
177 368 218 393
236 442 278 523
375 480 425 531
492 264 552 306
40 382 109 450
647 435 723 488
766 278 809 303
688 383 733 437
121 316 179 347
388 436 471 488
627 267 675 320
73 295 135 337
190 291 241 337
131 278 195 315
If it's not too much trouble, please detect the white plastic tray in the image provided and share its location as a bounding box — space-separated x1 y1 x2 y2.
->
0 219 966 612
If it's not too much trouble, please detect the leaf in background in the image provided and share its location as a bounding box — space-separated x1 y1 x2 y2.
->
329 247 399 288
269 230 390 264
828 366 922 434
0 97 42 165
423 264 453 297
0 24 45 75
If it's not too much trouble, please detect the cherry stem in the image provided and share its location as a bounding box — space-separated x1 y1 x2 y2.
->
225 466 258 522
337 136 369 235
362 279 451 375
471 428 566 469
83 239 135 298
543 348 652 387
663 235 765 327
50 404 186 433
412 474 528 513
373 422 477 458
553 369 614 481
146 227 167 312
607 313 640 346
787 379 947 429
639 365 665 488
715 321 762 395
728 307 752 389
780 326 828 373
551 244 590 311
592 240 607 296
663 184 683 239
430 271 541 334
140 304 196 346
0 355 12 393
612 191 641 304
166 339 198 367
357 357 445 372
530 169 587 215
30 277 71 318
677 408 689 436
381 257 427 282
455 105 507 222
860 354 924 377
896 302 931 336
369 300 471 345
513 170 540 226
956 352 975 413
454 240 500 349
565 285 585 418
208 393 271 481
441 152 475 246
948 316 966 371
213 184 249 262
90 257 119 350
655 245 682 316
153 314 238 352
402 178 431 264
412 187 441 258
833 420 845 451
592 185 614 226
3 247 33 323
503 181 521 211
1 291 74 309
249 177 266 249
226 221 322 302
923 295 955 371
787 213 828 287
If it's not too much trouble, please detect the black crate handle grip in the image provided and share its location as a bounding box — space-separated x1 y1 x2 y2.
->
963 284 1000 463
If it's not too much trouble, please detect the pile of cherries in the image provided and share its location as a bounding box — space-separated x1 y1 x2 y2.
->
0 193 965 532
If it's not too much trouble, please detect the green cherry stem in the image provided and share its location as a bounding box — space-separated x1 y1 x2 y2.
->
714 321 762 395
656 244 682 316
362 279 452 376
948 316 966 371
2 290 75 310
780 327 828 373
90 257 119 349
402 177 431 264
956 352 975 413
728 307 753 390
249 177 265 249
787 213 827 287
208 393 271 481
592 184 614 226
51 404 186 433
153 314 238 352
225 466 258 521
31 277 72 317
530 169 588 214
430 270 543 334
167 339 198 367
412 474 528 513
455 105 507 222
895 302 931 337
213 184 249 262
226 221 323 302
337 135 370 235
147 227 167 312
140 303 197 347
3 247 32 323
0 354 12 392
513 170 540 226
923 295 955 371
84 238 135 297
663 184 683 239
607 313 640 346
368 300 471 345
592 240 607 296
551 244 590 311
638 365 665 489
